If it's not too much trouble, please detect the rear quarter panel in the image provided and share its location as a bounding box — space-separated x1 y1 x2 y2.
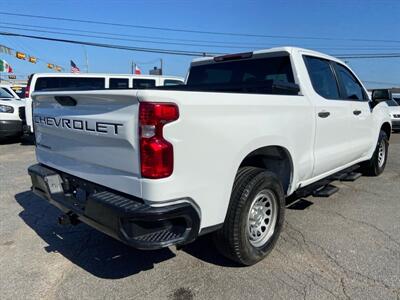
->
137 89 315 229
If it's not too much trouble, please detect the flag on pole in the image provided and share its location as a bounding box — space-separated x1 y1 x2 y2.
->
134 64 141 74
70 60 80 73
0 59 13 73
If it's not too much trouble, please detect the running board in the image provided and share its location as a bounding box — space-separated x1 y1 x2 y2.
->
312 184 339 197
289 164 362 201
340 172 362 182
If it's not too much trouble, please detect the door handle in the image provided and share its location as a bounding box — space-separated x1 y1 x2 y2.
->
318 111 330 118
353 110 362 116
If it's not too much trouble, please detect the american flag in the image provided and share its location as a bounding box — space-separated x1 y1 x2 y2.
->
70 60 80 73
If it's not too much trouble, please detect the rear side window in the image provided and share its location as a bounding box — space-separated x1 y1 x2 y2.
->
333 63 367 101
109 78 129 89
304 56 340 99
132 79 156 89
163 79 184 86
35 77 105 91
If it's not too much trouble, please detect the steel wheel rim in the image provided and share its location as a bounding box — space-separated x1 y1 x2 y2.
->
378 139 386 168
246 189 278 248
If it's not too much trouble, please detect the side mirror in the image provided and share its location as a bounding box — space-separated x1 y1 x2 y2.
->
369 89 392 109
371 89 392 102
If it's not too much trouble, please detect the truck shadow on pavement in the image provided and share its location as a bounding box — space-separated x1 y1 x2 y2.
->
15 190 239 279
0 135 35 146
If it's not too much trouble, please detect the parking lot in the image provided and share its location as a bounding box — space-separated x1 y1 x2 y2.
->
0 134 399 300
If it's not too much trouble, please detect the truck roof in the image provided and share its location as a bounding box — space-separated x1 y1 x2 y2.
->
191 46 345 66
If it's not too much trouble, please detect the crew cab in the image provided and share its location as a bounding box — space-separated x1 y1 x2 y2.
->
28 47 391 265
24 73 184 133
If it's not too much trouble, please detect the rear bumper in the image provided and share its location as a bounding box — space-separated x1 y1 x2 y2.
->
28 164 200 249
0 120 22 137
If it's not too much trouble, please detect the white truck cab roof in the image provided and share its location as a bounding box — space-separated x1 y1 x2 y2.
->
192 47 346 66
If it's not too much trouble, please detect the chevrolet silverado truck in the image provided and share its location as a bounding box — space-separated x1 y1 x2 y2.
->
28 47 391 265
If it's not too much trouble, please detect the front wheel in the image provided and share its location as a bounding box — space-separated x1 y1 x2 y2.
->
213 167 285 265
360 130 389 176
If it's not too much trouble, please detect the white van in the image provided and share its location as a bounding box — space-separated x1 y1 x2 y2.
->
24 73 184 133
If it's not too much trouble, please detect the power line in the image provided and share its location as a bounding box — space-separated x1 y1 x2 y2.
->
2 30 400 59
3 22 400 52
0 25 255 50
0 21 279 47
0 31 221 56
2 11 400 44
1 36 68 69
2 32 66 69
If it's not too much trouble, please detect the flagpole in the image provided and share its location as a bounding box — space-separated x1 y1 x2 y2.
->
83 46 89 73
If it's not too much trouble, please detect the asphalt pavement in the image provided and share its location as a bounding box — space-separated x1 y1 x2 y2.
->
0 134 399 300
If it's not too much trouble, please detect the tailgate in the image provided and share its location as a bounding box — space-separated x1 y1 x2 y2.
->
32 90 142 197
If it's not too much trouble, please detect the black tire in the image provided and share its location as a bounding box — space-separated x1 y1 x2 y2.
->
360 130 389 176
213 167 285 265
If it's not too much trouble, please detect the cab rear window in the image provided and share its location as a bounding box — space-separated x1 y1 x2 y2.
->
35 77 105 91
186 55 295 94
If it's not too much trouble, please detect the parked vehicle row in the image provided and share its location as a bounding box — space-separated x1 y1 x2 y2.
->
28 47 392 265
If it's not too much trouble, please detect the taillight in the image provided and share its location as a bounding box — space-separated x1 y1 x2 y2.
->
139 102 179 179
25 86 30 98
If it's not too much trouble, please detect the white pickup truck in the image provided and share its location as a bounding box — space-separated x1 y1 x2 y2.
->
28 47 391 265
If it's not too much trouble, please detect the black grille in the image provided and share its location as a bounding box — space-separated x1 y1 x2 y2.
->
19 106 26 121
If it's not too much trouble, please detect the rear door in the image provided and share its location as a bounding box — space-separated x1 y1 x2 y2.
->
333 62 373 160
32 90 142 196
304 56 354 177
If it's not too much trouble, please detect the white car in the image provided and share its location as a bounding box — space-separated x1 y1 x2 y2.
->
24 73 184 133
28 47 391 265
0 87 26 138
386 99 400 132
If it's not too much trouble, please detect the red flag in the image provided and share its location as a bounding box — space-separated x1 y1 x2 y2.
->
134 65 141 74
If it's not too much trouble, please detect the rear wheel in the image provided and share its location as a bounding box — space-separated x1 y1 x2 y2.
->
214 167 285 265
361 130 388 176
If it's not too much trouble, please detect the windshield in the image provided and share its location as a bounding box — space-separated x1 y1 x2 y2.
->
386 99 399 107
11 86 26 98
0 88 14 98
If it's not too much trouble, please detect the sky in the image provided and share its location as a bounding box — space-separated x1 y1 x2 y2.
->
0 0 399 88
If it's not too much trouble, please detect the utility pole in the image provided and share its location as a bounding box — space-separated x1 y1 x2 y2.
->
131 61 134 74
160 58 163 75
